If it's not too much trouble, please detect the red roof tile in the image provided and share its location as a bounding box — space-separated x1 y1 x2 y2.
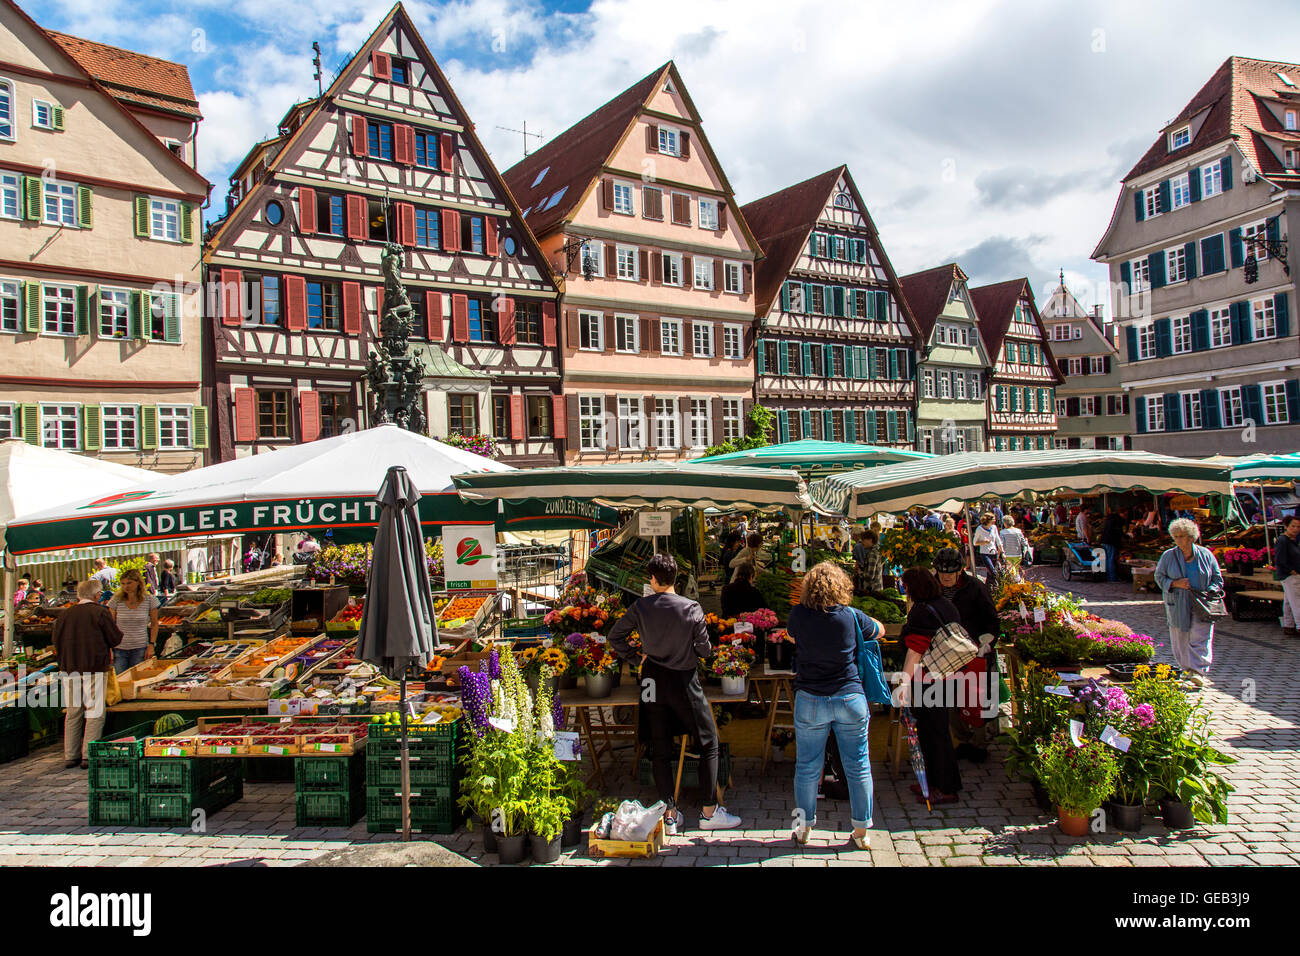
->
48 30 200 118
970 279 1063 384
502 65 668 236
898 263 965 340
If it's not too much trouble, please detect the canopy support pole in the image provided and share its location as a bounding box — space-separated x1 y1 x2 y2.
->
965 502 978 575
1260 482 1273 567
2 563 14 657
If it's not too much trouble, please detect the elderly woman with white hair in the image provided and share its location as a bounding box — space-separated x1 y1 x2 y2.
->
1153 518 1224 686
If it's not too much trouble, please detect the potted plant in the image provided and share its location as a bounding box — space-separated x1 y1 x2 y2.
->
765 627 795 671
558 766 596 847
1076 680 1153 832
1036 731 1120 836
711 645 753 696
1142 688 1235 829
577 641 620 699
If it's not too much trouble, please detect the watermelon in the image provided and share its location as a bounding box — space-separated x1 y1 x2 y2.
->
153 713 185 735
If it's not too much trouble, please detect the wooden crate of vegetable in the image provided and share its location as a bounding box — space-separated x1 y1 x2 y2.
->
435 593 496 640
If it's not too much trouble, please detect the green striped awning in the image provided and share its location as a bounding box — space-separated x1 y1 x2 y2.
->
685 439 932 475
1230 453 1300 483
812 450 1233 518
8 538 226 567
453 461 811 512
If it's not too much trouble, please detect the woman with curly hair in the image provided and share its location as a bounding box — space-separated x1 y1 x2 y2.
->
786 560 882 849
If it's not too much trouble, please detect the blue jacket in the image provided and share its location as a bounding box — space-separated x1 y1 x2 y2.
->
1154 544 1223 631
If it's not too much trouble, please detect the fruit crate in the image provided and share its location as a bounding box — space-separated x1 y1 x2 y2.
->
138 777 243 827
27 706 61 749
365 751 456 791
295 789 364 827
89 721 178 761
89 790 139 827
365 788 459 834
367 717 459 762
294 753 365 792
140 757 241 796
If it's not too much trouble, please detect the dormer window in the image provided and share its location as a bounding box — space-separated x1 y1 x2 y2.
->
1169 126 1191 150
1287 148 1299 170
1287 110 1298 131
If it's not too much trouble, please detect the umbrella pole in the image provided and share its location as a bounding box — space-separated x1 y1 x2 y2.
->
965 501 978 575
1260 482 1273 567
2 563 14 658
400 672 411 843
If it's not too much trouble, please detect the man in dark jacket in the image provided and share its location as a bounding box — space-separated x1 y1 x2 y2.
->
1100 509 1125 582
1277 515 1300 637
52 579 125 769
932 548 1000 762
609 553 742 834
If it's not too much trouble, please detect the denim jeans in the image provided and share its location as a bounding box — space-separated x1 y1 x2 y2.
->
113 646 147 674
1100 543 1118 581
793 690 873 830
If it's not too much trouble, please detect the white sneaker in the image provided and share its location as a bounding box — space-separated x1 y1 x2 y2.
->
699 807 742 830
663 812 680 836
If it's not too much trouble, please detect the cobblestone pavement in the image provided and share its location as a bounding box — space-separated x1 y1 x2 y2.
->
1 569 1297 867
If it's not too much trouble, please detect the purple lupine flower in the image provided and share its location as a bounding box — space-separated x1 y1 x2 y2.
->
488 649 501 681
458 667 491 737
552 694 565 732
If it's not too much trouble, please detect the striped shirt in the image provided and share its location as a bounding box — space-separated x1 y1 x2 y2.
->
108 593 159 650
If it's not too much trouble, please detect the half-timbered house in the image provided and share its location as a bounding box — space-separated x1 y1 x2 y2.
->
744 167 920 446
203 2 562 465
970 279 1063 451
502 63 762 463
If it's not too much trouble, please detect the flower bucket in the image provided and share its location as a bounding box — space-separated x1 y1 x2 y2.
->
529 831 563 864
1057 807 1090 836
584 673 614 699
767 641 794 671
1160 797 1196 830
1107 801 1144 833
561 813 585 848
497 833 527 864
558 673 578 690
720 675 746 696
527 674 559 699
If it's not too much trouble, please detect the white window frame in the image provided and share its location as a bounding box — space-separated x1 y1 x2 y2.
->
0 402 16 440
0 171 19 220
688 399 710 449
1171 314 1192 354
787 283 804 314
1170 172 1191 209
660 317 682 356
1166 246 1187 283
1180 391 1202 430
722 324 743 360
40 402 79 449
1220 386 1244 428
698 197 718 230
1201 161 1222 198
578 396 604 451
43 284 76 336
723 261 742 294
661 252 682 287
578 311 603 352
1252 297 1277 340
580 240 604 277
657 125 680 157
938 370 951 399
722 398 742 442
1130 257 1150 293
1056 398 1068 417
149 197 182 242
1169 126 1191 150
922 368 934 398
615 314 639 354
615 245 638 281
1242 221 1269 262
1143 187 1160 219
0 77 14 141
954 372 967 400
44 179 76 227
617 397 643 450
1088 356 1106 375
32 99 55 130
1067 357 1083 377
1136 322 1156 360
612 181 634 216
692 321 713 358
0 278 19 333
101 403 139 450
1262 381 1289 425
969 372 982 401
693 257 713 291
1145 395 1165 432
1287 110 1298 132
98 287 130 338
1209 307 1231 348
654 398 678 449
1080 396 1099 416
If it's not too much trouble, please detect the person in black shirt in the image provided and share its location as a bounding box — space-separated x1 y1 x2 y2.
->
1100 509 1125 582
718 531 743 585
720 562 765 618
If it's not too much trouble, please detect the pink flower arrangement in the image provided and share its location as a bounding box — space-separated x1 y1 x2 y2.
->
765 627 794 644
1132 703 1156 728
738 609 778 631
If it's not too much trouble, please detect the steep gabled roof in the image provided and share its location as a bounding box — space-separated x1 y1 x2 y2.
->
741 166 844 316
501 65 668 236
898 263 965 340
1040 277 1118 354
47 30 201 119
970 279 1064 384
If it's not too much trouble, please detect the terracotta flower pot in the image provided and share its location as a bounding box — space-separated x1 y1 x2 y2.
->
1057 806 1091 836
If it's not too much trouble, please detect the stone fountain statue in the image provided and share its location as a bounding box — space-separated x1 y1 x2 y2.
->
368 242 428 433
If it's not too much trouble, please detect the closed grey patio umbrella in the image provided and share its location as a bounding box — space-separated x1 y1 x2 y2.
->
357 465 438 840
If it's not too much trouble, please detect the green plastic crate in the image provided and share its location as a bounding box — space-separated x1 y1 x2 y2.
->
89 721 174 761
295 789 364 827
141 757 241 796
89 760 137 792
637 743 731 789
89 791 138 827
295 754 364 792
365 788 458 834
0 706 26 735
138 778 242 828
365 752 456 790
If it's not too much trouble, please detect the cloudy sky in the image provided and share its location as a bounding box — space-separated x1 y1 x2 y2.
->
32 0 1300 314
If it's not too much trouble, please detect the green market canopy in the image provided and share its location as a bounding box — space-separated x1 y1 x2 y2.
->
4 425 618 557
1229 452 1300 483
685 439 933 476
812 449 1233 518
453 461 812 512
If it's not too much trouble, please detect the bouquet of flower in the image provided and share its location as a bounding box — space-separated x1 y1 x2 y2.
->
544 589 625 637
519 645 568 677
765 627 794 645
435 432 499 459
709 645 754 677
737 608 778 632
704 613 737 639
1131 662 1175 682
880 527 960 570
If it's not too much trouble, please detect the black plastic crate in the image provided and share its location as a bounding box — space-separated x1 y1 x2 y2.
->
365 752 455 790
140 757 241 796
0 706 26 735
295 789 364 827
243 756 295 782
89 790 138 827
0 728 28 764
365 788 458 834
138 778 242 827
294 754 364 792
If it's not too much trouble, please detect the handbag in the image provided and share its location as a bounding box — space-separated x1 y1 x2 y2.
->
852 610 893 705
1179 550 1227 621
918 603 979 679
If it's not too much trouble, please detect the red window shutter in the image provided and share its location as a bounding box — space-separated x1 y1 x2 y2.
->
441 209 460 251
646 124 658 151
350 115 367 156
638 250 649 282
485 219 498 257
300 390 322 443
718 203 727 231
542 301 557 347
604 244 616 276
426 290 443 340
601 179 614 210
346 194 367 240
219 269 243 327
498 297 516 344
451 294 469 342
298 187 316 233
510 394 525 441
396 202 415 246
284 275 307 330
680 131 690 159
395 124 414 165
552 394 568 440
713 260 721 290
439 132 455 171
371 51 391 80
743 263 753 294
342 281 362 334
233 388 255 443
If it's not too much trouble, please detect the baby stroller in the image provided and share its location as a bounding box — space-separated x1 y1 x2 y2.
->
1060 541 1105 581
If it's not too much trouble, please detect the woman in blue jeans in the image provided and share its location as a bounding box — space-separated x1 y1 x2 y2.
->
786 561 882 849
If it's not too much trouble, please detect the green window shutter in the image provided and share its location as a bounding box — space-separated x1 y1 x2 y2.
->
77 186 93 228
52 105 65 130
867 348 878 379
130 291 147 339
906 410 915 444
801 409 812 436
866 408 877 441
21 404 40 444
855 346 868 379
141 405 159 450
809 234 818 257
82 405 101 451
24 282 41 332
845 410 856 442
134 195 150 237
181 203 194 244
23 176 41 221
75 285 89 335
191 407 209 449
822 343 834 377
832 286 845 317
777 409 790 443
780 283 790 312
778 341 790 375
822 409 833 438
887 409 898 443
887 349 899 380
163 294 181 342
